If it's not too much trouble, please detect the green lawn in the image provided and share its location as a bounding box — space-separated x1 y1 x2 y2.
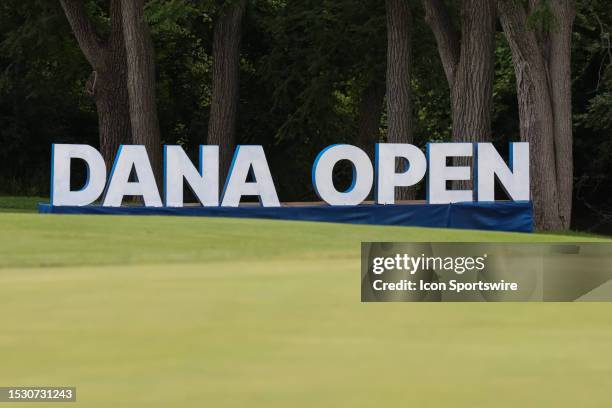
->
0 196 47 213
1 199 612 407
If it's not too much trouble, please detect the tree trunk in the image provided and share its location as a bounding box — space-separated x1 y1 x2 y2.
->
385 0 415 201
356 79 385 158
208 0 248 186
423 0 496 191
95 66 132 172
59 0 131 169
515 56 562 231
422 0 459 87
451 0 496 190
120 0 163 187
97 0 131 170
497 0 568 230
548 0 575 229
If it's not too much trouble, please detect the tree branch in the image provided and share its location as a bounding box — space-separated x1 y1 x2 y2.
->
59 0 105 67
421 0 460 87
593 10 612 90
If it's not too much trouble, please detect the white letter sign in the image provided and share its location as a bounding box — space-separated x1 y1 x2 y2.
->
221 146 280 207
51 144 106 206
312 144 373 206
376 143 427 204
49 142 531 208
427 143 473 204
477 142 530 202
103 145 163 207
164 145 219 207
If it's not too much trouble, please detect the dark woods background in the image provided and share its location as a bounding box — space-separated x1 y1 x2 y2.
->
0 0 610 232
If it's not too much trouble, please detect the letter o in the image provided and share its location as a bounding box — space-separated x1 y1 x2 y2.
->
312 144 373 206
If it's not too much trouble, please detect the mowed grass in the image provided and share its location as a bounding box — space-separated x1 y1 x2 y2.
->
0 196 47 213
1 200 612 407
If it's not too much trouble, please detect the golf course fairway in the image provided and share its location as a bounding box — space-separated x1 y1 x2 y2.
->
1 211 611 407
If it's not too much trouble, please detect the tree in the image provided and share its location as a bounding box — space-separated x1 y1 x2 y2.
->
497 0 576 230
386 0 415 200
121 0 163 186
208 0 248 185
422 0 496 190
351 1 388 158
356 79 385 158
59 0 131 169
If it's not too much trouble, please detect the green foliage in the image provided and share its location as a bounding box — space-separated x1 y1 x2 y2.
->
247 0 387 198
526 0 558 33
492 33 520 144
0 0 95 195
410 4 452 144
148 1 215 147
571 0 612 216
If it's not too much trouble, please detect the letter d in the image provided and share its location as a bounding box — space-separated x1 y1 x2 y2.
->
51 144 106 206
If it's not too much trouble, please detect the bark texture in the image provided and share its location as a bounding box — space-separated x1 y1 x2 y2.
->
59 0 132 170
451 0 496 144
548 0 575 230
423 0 496 190
497 0 575 230
385 0 415 200
422 0 460 87
120 0 163 187
208 0 248 185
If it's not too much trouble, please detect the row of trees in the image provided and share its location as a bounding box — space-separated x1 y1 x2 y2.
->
60 0 249 187
60 0 574 230
1 1 610 231
386 0 575 230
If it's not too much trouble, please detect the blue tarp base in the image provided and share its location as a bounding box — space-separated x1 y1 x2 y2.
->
37 201 534 233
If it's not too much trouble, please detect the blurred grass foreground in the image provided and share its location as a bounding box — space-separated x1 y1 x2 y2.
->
0 197 611 407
